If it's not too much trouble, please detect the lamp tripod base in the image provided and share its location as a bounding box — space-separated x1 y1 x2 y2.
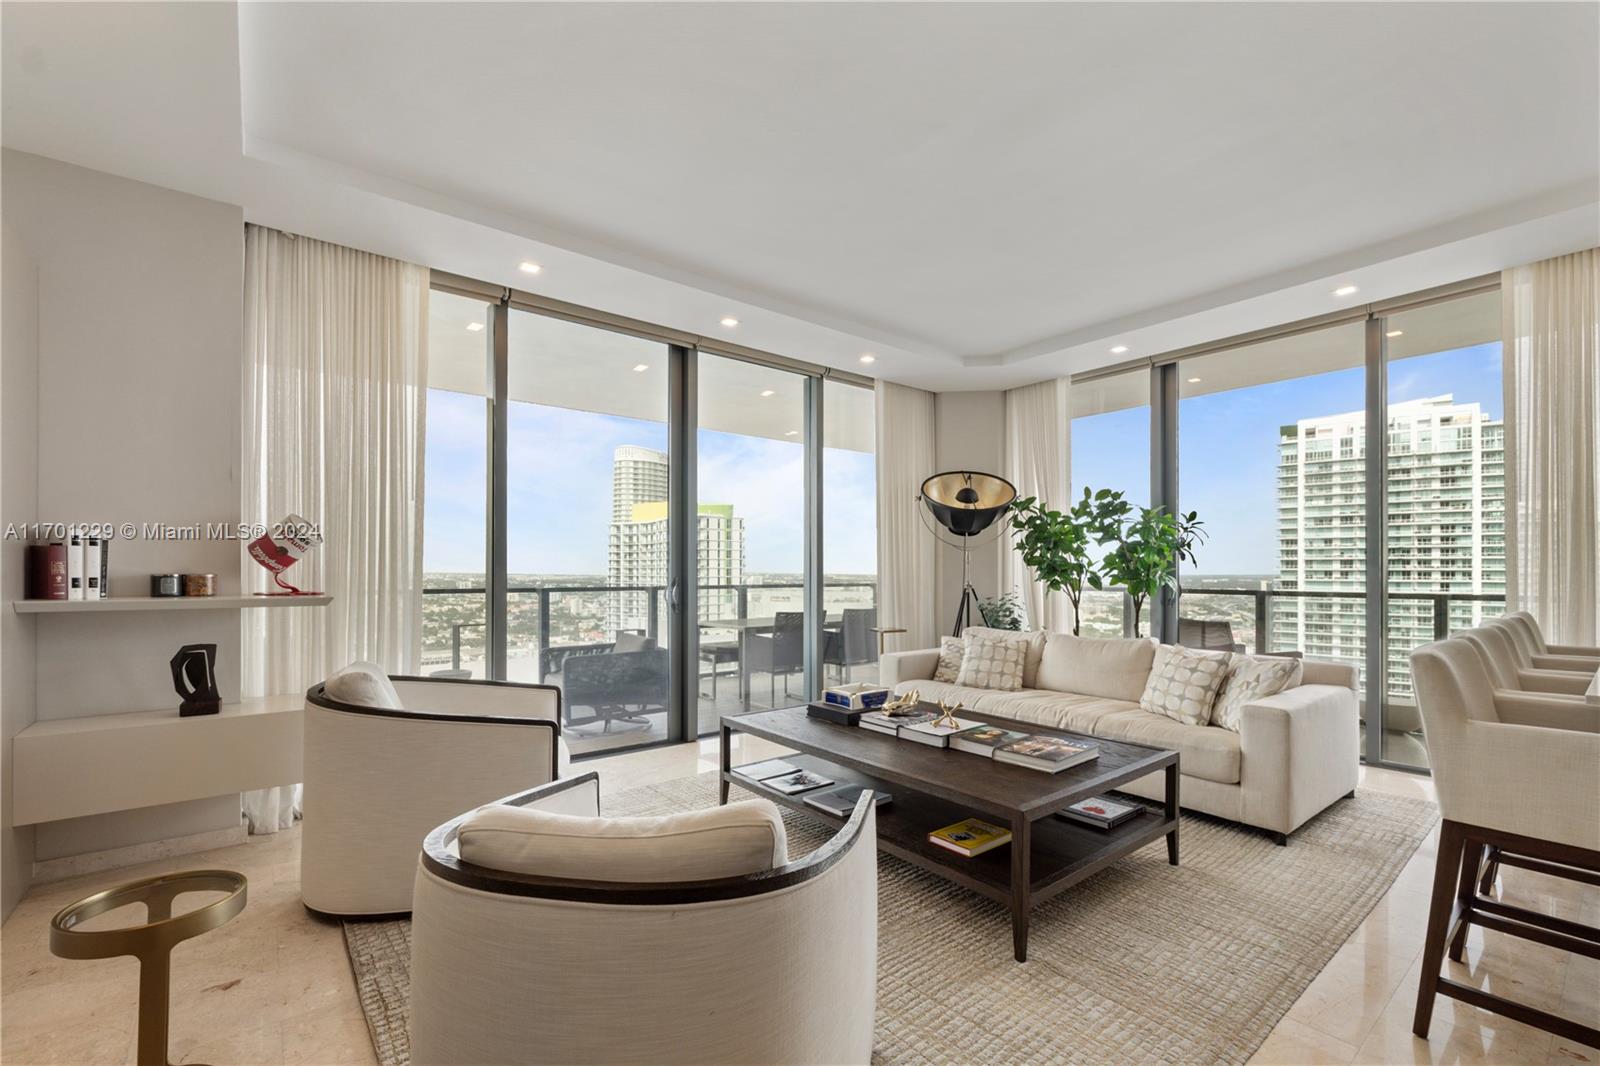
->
952 582 983 636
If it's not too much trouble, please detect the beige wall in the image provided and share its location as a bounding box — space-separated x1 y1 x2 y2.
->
2 150 246 870
932 390 1006 634
2 218 40 918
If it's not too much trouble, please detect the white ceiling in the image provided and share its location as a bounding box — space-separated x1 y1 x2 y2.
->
5 2 1598 391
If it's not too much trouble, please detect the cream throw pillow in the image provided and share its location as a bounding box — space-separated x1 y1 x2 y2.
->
963 626 1047 688
1211 655 1304 731
1140 645 1232 726
933 636 964 683
458 798 787 882
955 631 1026 691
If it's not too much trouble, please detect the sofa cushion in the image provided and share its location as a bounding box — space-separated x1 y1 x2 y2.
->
956 630 1026 691
1036 634 1157 702
933 636 964 683
325 661 403 710
1140 644 1233 726
891 679 991 707
963 627 1047 688
1093 708 1242 784
1212 655 1303 731
969 689 1138 736
458 798 787 882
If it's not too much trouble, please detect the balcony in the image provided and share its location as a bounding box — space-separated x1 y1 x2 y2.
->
423 580 879 755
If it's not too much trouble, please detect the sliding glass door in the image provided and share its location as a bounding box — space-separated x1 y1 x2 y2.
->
695 354 809 734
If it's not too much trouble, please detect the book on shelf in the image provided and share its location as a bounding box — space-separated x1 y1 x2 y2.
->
949 723 1030 757
26 543 68 600
994 734 1099 773
928 818 1012 857
764 768 836 795
803 784 891 818
858 710 936 736
899 715 983 748
1058 795 1143 829
731 758 801 782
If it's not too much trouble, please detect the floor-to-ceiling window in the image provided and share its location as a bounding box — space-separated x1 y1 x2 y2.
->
823 378 879 683
695 355 808 734
421 290 492 678
504 309 672 755
1175 322 1369 704
1379 288 1503 769
1069 369 1149 636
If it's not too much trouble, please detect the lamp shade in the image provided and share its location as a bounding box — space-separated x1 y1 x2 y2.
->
919 471 1017 537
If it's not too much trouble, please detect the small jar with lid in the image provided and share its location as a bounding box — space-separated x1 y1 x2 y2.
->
182 573 216 597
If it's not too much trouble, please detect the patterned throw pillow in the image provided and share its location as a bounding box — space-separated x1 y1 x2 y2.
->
955 631 1026 691
1211 655 1304 732
933 636 965 683
1139 645 1233 726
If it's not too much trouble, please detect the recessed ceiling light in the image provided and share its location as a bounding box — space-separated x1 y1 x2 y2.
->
519 261 542 274
720 316 739 328
632 363 649 372
1386 330 1404 338
1333 284 1359 297
760 389 775 398
784 430 799 437
859 353 877 364
465 322 484 332
1110 345 1129 355
1187 377 1202 384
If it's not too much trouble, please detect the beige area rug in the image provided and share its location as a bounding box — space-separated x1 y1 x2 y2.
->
345 773 1436 1065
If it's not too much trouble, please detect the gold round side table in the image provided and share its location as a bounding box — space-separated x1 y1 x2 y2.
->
50 869 248 1066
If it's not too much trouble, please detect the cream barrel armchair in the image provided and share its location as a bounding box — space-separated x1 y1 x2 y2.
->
410 773 878 1066
302 669 565 916
1409 638 1600 1047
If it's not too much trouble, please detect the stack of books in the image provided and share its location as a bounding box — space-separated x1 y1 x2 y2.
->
899 715 983 748
1059 795 1143 830
948 724 1030 757
858 709 936 736
928 818 1012 857
993 734 1099 773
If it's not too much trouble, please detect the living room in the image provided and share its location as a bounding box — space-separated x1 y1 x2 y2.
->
2 3 1597 1064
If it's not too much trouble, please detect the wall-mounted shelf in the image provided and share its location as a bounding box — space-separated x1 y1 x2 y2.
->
13 695 304 825
13 594 332 614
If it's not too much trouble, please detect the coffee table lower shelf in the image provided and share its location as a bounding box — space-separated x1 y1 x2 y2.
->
721 753 1178 961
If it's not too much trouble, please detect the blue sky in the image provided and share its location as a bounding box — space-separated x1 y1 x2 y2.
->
1071 342 1502 575
423 395 877 575
427 341 1498 579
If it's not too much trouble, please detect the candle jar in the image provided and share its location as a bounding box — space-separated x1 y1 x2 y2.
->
151 574 183 597
182 573 216 597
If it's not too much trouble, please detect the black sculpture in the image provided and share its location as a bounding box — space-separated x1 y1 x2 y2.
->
170 643 221 717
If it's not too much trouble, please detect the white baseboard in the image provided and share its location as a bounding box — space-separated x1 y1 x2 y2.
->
32 824 250 884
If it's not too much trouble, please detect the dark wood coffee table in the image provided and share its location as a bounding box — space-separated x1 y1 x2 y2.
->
720 706 1179 962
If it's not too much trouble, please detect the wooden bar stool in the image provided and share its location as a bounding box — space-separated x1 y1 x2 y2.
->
50 869 248 1066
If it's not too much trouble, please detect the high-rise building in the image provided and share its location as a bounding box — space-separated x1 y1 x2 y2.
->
1274 396 1504 699
606 447 745 635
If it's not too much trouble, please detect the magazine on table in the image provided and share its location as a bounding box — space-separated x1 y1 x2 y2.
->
927 818 1012 857
803 784 892 818
764 768 836 795
731 758 801 782
1058 795 1143 829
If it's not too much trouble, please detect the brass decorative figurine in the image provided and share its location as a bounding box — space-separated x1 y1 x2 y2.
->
882 688 921 714
932 697 964 730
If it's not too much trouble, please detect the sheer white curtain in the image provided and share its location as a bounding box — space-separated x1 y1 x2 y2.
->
1003 378 1071 632
1502 247 1600 646
241 225 430 832
875 381 938 652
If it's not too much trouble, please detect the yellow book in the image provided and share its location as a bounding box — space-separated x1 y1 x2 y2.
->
928 818 1012 857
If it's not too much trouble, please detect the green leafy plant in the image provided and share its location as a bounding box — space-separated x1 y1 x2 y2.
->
1006 488 1130 635
977 592 1025 631
1102 506 1192 638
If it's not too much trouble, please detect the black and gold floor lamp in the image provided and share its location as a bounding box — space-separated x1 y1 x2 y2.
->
918 470 1017 636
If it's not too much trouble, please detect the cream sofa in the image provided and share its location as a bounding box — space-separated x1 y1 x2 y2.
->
882 633 1360 844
